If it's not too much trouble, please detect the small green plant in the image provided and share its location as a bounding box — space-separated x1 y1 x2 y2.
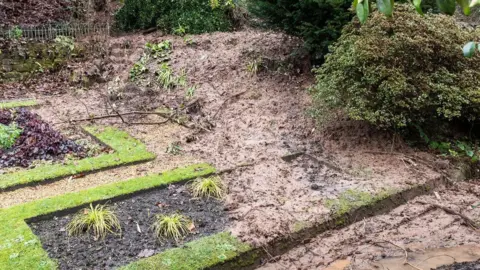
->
185 85 197 99
157 63 176 89
183 35 196 46
165 142 182 155
35 62 44 73
145 40 172 59
166 142 182 155
130 53 150 80
246 58 262 75
173 25 187 36
54 35 75 52
66 203 121 240
152 213 191 241
190 177 225 199
0 123 22 149
8 26 22 40
417 126 479 162
177 68 187 87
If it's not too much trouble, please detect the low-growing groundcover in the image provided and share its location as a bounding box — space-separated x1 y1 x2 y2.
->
0 125 155 190
0 109 88 168
115 0 234 34
311 5 480 131
30 183 227 269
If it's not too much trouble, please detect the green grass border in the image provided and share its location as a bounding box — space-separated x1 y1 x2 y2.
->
121 232 252 270
0 99 38 109
0 163 225 269
0 126 156 190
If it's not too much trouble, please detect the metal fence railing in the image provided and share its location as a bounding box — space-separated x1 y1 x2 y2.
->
0 23 110 40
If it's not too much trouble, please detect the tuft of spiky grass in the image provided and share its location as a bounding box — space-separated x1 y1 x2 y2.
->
157 63 176 89
246 58 262 75
152 213 191 242
67 203 121 240
190 177 225 199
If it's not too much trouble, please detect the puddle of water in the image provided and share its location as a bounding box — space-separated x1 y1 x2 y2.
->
325 259 351 270
371 245 480 270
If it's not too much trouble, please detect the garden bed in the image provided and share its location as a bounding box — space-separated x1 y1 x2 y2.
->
30 183 227 269
0 108 101 168
0 125 156 190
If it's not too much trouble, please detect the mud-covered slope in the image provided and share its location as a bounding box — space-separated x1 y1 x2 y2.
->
1 0 72 27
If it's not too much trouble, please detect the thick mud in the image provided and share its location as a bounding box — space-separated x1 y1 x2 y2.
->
2 28 443 255
29 184 227 269
260 182 480 269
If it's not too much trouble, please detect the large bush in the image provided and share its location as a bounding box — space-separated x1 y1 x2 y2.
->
248 0 353 63
115 0 234 33
311 5 480 130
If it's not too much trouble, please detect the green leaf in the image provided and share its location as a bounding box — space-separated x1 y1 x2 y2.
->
467 150 474 157
439 142 451 151
429 141 439 149
436 0 456 15
456 141 466 151
463 41 477 58
353 0 359 9
377 0 393 16
356 0 369 23
456 0 471 15
413 0 424 15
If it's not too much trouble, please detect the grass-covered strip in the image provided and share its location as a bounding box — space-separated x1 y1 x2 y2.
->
0 163 216 269
0 99 38 109
0 126 156 190
122 232 252 270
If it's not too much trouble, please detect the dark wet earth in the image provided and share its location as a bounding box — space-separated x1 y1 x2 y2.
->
436 261 480 270
30 184 227 269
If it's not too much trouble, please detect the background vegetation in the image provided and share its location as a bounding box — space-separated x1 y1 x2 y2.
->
247 0 353 63
311 5 480 132
115 0 235 34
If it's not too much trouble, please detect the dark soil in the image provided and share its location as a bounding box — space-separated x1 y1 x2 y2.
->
436 261 480 270
29 183 228 269
1 0 72 27
0 108 87 168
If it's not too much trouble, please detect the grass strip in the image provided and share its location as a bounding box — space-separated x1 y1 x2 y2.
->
121 232 252 270
0 163 216 269
0 99 38 109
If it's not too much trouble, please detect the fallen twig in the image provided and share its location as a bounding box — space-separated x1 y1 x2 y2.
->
416 200 479 229
212 90 248 120
53 111 174 125
280 152 304 162
304 153 344 173
216 162 255 175
371 240 423 270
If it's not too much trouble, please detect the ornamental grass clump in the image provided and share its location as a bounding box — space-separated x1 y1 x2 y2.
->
67 203 121 240
152 213 191 242
190 176 225 199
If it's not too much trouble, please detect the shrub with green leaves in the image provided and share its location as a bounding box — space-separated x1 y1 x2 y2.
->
0 123 22 149
311 5 480 130
248 0 353 63
115 0 234 34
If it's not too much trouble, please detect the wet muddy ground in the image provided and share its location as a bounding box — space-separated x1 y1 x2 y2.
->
260 182 480 269
1 28 477 269
30 183 227 269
